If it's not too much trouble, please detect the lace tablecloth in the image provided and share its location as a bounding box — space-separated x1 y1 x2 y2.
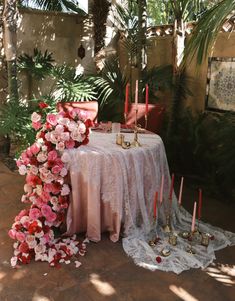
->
65 132 235 274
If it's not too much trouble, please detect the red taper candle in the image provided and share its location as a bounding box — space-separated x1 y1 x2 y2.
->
153 191 158 220
145 84 149 116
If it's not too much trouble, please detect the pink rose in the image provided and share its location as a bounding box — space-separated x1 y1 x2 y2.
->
8 229 16 239
56 142 65 152
19 165 27 175
52 165 62 174
60 167 68 177
65 139 75 149
30 165 38 175
41 204 53 217
30 143 40 155
31 112 41 123
26 235 37 249
16 232 26 242
78 123 86 134
41 191 51 202
37 152 47 163
61 184 70 196
55 124 64 134
29 208 42 220
24 184 33 194
46 114 57 126
61 152 70 163
60 132 70 141
46 212 57 223
43 183 54 193
32 121 42 130
47 150 58 161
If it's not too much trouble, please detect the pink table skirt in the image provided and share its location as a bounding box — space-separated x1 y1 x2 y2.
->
65 132 170 242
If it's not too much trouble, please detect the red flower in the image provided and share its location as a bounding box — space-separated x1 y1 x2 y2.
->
39 102 48 109
19 242 29 253
156 256 162 263
26 174 42 187
85 119 93 128
28 221 42 235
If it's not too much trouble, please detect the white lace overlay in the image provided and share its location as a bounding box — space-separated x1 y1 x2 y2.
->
65 132 235 274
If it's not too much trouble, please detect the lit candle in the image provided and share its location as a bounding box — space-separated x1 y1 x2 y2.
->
198 189 202 220
153 191 158 220
169 173 175 200
124 83 129 116
145 84 149 116
135 80 138 110
160 175 164 204
178 177 184 206
191 201 197 233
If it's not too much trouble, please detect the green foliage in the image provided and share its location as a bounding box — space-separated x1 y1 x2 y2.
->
0 99 35 148
18 48 54 80
146 0 220 25
164 110 235 201
184 0 235 65
51 65 97 102
20 0 87 15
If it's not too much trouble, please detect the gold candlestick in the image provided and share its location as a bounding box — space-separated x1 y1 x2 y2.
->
163 213 172 233
124 112 127 125
131 109 141 147
144 114 148 129
186 232 196 254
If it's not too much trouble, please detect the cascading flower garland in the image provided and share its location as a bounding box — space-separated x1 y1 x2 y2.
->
8 103 92 268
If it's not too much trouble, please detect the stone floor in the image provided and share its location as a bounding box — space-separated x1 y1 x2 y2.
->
0 161 234 301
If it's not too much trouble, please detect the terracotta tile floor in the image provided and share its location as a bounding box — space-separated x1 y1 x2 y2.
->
0 161 234 301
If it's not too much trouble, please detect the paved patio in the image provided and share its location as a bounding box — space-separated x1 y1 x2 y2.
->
0 161 234 301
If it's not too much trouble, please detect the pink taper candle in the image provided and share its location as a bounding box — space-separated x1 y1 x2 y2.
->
160 175 164 204
145 84 149 116
198 189 202 220
178 177 184 206
169 173 175 200
135 80 138 110
124 83 129 115
191 201 197 233
153 191 158 220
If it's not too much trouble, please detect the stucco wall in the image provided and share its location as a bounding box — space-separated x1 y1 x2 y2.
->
146 32 235 112
17 8 95 99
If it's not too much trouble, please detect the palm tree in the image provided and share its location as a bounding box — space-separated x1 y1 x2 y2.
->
2 0 18 101
184 0 235 65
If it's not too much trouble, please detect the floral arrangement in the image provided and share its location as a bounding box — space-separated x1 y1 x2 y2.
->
8 102 92 267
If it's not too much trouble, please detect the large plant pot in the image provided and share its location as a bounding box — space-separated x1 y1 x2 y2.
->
126 104 165 134
56 101 99 122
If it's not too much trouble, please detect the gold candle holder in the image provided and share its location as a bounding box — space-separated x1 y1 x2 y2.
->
131 109 141 147
144 114 148 129
169 233 177 246
148 216 159 247
116 133 124 145
186 232 196 254
163 213 172 233
124 112 127 125
201 233 210 247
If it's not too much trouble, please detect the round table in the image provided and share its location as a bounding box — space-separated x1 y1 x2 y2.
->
65 131 171 242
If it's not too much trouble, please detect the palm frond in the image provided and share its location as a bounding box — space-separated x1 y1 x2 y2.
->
184 0 235 65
